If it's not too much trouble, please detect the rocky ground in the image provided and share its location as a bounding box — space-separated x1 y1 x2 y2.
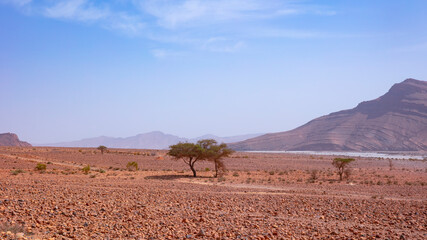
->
0 147 426 239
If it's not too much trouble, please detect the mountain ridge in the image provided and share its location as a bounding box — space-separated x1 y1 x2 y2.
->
0 133 32 147
230 78 427 151
37 132 264 149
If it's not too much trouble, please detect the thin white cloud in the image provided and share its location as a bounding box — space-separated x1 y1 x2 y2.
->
1 0 340 52
105 12 145 36
1 0 32 6
140 0 298 28
2 0 144 35
44 0 108 21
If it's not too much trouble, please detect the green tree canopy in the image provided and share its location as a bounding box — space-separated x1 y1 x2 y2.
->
167 140 234 177
198 139 234 177
167 142 203 177
97 145 107 154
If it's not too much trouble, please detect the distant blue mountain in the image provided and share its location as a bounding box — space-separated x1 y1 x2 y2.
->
38 131 263 149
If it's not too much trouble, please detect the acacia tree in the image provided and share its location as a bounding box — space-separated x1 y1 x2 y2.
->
332 158 355 181
97 145 107 154
198 139 234 177
167 142 203 177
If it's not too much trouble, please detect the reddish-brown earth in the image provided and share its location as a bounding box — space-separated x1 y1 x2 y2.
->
0 147 426 239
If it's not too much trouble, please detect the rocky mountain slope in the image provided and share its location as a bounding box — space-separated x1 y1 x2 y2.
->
40 131 263 149
231 78 427 151
0 133 32 147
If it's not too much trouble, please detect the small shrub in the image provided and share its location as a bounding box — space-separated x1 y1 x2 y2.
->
89 174 96 178
309 170 319 181
233 172 239 177
82 165 90 174
11 169 25 175
47 161 52 164
205 168 210 172
35 163 47 171
218 177 226 182
126 161 139 171
343 168 352 180
269 171 275 175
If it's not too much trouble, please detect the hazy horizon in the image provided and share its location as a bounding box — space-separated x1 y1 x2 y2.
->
1 0 427 143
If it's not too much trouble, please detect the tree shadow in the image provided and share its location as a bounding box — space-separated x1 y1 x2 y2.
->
144 174 213 180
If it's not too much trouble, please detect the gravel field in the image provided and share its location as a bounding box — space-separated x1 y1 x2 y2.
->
0 147 426 239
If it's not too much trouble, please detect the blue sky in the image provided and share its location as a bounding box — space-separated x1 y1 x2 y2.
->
1 0 427 143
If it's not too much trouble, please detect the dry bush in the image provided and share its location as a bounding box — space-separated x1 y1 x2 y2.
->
82 165 90 174
11 169 25 175
35 163 46 171
332 158 355 181
126 161 139 171
309 169 319 181
344 168 352 180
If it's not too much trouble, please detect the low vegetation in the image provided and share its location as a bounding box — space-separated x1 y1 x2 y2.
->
0 147 426 239
11 169 25 175
332 158 355 181
97 145 107 154
126 161 139 171
35 163 47 171
167 139 233 177
82 165 91 174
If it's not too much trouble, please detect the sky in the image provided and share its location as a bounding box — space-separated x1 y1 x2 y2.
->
1 0 427 144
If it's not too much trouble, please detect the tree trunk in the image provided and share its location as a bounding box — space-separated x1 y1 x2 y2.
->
190 164 197 177
214 161 218 178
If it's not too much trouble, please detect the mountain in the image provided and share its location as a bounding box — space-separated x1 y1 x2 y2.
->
41 131 186 149
190 133 264 144
40 131 263 149
0 133 32 147
231 78 427 151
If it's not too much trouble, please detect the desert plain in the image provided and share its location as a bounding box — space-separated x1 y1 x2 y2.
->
0 147 426 239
